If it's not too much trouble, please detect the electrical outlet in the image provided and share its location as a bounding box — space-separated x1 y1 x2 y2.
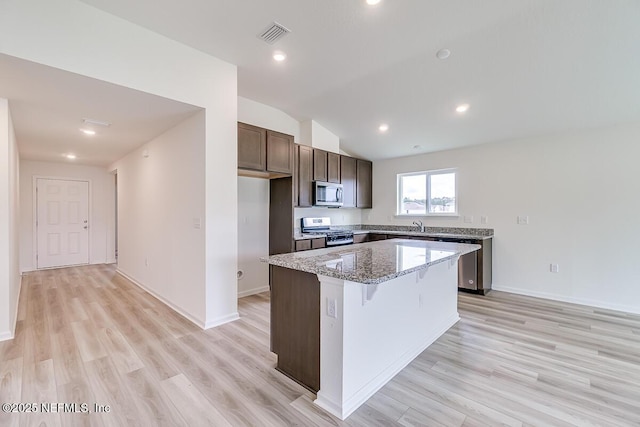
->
464 215 474 223
550 264 559 273
327 298 337 318
481 216 488 224
144 257 149 267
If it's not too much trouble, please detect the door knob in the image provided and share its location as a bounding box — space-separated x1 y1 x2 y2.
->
84 226 88 229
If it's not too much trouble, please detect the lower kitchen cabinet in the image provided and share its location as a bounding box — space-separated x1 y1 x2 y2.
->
353 233 368 244
295 238 326 251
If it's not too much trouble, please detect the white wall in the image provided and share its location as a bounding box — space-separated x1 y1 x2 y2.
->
112 112 207 325
237 177 270 297
369 122 640 314
238 96 300 143
237 97 301 297
0 98 21 341
0 0 238 329
19 160 116 272
301 120 340 153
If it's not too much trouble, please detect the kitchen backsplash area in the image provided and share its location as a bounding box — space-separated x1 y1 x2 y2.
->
293 207 363 234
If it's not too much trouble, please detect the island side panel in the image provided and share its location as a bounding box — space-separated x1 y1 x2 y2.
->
270 265 320 392
316 259 460 420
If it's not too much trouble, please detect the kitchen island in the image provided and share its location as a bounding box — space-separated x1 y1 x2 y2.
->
263 239 480 420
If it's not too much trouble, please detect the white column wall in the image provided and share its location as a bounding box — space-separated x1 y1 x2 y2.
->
0 98 21 340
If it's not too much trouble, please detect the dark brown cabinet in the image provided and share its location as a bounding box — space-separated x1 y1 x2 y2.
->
294 238 325 252
340 155 357 208
327 152 340 183
238 122 293 175
267 130 294 174
297 145 313 207
313 149 328 182
367 233 387 241
238 122 266 171
356 159 373 208
353 233 368 244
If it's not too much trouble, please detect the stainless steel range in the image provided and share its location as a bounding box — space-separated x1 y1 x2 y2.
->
301 217 354 246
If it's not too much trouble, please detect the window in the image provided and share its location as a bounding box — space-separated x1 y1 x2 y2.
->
397 169 457 216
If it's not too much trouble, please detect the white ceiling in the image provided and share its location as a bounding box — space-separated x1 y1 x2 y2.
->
0 54 201 167
76 0 640 160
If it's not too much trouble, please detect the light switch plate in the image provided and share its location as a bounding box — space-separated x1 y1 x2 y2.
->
517 215 529 225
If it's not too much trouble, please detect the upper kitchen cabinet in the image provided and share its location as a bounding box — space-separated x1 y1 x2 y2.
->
238 122 266 171
237 122 294 176
267 130 294 174
327 152 341 183
297 145 313 207
356 159 373 208
340 155 357 208
312 149 340 183
313 149 328 182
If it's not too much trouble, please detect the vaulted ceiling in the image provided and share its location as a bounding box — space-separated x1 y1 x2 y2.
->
79 0 640 159
4 1 640 165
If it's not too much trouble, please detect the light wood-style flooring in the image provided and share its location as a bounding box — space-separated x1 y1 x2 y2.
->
1 264 639 426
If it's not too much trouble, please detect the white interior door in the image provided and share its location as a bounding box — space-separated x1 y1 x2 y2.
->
36 178 90 269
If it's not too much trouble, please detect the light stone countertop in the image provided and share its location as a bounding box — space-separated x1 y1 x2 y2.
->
293 227 493 241
262 239 481 285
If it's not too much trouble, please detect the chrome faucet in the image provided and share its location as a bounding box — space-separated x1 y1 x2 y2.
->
413 220 425 233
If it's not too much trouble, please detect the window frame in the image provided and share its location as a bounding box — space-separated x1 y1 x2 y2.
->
396 168 458 217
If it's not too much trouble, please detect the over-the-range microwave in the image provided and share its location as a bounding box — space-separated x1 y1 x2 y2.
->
313 181 343 207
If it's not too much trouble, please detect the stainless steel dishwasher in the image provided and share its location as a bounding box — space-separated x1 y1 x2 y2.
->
434 237 478 291
457 247 478 291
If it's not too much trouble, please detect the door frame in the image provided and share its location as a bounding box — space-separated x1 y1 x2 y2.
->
32 176 93 270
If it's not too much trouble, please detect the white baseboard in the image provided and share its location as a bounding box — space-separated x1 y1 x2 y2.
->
492 285 640 315
204 313 240 329
238 285 269 298
0 331 13 342
11 275 23 334
116 269 207 329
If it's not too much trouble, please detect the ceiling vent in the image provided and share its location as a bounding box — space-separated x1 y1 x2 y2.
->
258 22 291 45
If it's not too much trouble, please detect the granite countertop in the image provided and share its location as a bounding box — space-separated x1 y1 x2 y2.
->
262 239 481 285
353 229 493 240
294 228 493 241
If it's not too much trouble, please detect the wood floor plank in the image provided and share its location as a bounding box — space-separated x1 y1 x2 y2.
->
161 373 233 426
0 357 23 427
70 320 107 363
125 368 187 426
96 327 145 375
84 356 143 426
20 358 61 427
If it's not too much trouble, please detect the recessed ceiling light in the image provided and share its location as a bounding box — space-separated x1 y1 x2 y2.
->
65 154 77 160
436 48 451 60
80 129 96 136
273 51 287 62
378 123 389 132
366 0 382 5
456 104 470 113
